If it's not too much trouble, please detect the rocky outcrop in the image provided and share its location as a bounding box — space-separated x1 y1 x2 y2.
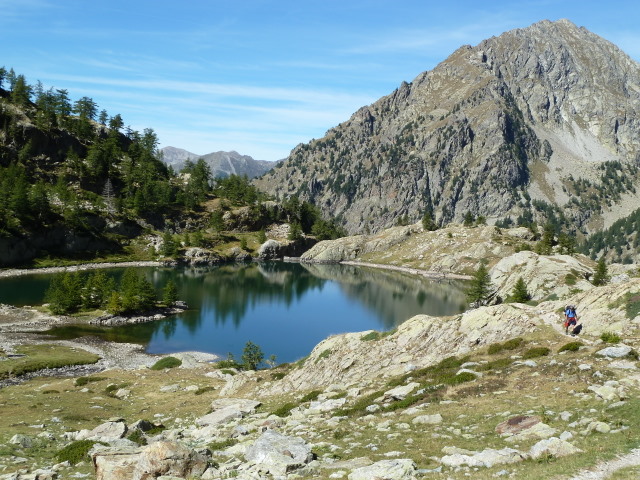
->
263 303 539 394
256 20 640 236
489 251 594 301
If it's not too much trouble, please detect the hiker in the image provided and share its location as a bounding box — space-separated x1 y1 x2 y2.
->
564 305 579 335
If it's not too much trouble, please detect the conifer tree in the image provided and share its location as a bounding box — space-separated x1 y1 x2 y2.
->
592 257 609 286
511 277 531 303
465 261 493 305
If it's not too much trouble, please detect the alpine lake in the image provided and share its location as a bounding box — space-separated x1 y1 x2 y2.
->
0 263 468 364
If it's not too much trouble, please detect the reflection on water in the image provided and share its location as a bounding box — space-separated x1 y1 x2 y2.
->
0 263 467 363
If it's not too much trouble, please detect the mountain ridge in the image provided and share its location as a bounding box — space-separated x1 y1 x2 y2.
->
255 19 640 239
161 146 276 179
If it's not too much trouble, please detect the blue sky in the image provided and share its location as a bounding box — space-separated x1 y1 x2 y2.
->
2 0 639 161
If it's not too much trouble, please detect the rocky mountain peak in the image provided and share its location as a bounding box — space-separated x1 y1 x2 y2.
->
256 20 640 236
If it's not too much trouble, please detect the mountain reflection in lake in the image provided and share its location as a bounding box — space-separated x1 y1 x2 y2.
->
8 263 467 363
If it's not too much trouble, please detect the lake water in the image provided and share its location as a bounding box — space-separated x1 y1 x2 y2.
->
0 263 467 363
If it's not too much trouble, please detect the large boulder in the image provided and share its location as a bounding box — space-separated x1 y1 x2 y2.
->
93 442 208 480
244 430 313 475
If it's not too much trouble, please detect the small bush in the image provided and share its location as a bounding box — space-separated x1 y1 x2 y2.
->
488 338 524 355
441 371 477 385
56 440 104 465
315 349 332 363
565 273 577 286
220 369 237 376
272 402 298 417
300 390 322 403
42 389 60 394
361 331 380 341
150 356 182 370
270 372 286 380
127 429 147 446
600 331 621 344
522 347 551 359
104 383 129 398
194 386 216 396
558 342 583 353
75 376 105 387
208 438 238 451
477 358 512 371
503 337 525 350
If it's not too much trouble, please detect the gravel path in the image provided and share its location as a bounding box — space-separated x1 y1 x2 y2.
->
567 448 640 479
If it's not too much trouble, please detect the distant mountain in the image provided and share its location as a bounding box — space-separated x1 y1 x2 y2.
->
160 146 276 179
256 19 640 237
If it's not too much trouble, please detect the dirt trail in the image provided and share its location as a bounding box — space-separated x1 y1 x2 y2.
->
567 448 640 479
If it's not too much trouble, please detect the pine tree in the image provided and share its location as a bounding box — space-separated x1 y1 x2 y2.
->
510 277 531 303
422 211 437 231
465 261 493 305
163 280 178 306
592 257 609 286
463 211 474 227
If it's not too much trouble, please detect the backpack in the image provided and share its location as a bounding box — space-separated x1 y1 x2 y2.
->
565 305 576 318
572 324 583 335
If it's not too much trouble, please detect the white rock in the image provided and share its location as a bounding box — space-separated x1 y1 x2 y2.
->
383 382 420 400
529 437 581 459
441 448 524 468
160 384 181 393
588 385 620 402
412 414 443 425
596 345 632 358
348 459 417 480
578 364 592 371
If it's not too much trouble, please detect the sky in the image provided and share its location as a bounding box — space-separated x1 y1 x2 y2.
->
1 0 639 161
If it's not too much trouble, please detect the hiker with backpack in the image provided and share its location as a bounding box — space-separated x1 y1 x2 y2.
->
564 305 581 335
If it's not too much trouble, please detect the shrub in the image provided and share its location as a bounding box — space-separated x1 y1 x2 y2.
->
300 390 322 403
75 376 105 387
127 429 147 446
150 356 182 370
56 440 104 465
361 331 380 341
270 372 286 380
241 341 264 370
600 331 621 344
194 386 216 396
315 349 332 363
565 273 577 286
477 358 512 371
208 438 238 451
503 338 525 350
272 402 298 417
558 342 583 353
522 347 551 359
215 353 240 369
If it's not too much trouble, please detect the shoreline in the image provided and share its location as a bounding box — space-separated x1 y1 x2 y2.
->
339 260 473 280
0 261 162 278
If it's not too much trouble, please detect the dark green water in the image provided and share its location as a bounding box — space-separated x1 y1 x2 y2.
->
0 263 467 363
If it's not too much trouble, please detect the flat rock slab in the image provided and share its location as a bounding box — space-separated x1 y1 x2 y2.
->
210 398 261 413
196 406 243 427
441 448 525 468
596 345 632 358
348 459 417 480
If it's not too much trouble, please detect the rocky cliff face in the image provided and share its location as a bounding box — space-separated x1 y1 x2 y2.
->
256 20 640 235
161 146 275 179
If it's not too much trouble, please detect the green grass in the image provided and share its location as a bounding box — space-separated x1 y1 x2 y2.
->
56 440 106 465
315 349 332 363
208 438 238 451
558 341 583 353
522 347 551 359
75 376 106 386
127 429 147 446
194 386 216 396
600 332 622 344
0 344 100 379
150 356 182 370
300 390 322 402
487 337 525 355
272 402 298 417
